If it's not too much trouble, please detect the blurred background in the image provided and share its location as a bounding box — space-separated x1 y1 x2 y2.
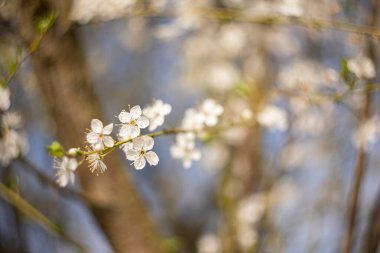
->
0 0 379 252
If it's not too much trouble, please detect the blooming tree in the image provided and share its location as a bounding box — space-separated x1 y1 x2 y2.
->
0 0 380 253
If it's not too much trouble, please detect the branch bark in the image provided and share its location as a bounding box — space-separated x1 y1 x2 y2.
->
341 1 379 252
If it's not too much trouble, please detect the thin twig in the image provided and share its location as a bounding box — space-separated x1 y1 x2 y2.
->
0 182 86 253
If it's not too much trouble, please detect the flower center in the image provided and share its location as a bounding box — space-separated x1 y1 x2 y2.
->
140 150 146 156
130 120 137 126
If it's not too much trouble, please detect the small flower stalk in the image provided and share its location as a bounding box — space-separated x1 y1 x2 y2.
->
47 97 260 187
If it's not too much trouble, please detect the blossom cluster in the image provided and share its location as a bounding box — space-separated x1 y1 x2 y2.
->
53 99 172 186
50 96 296 187
0 86 28 166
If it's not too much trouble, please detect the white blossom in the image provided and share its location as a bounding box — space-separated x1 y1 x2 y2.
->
0 87 11 111
70 0 136 24
170 133 201 169
206 63 239 92
181 108 205 131
118 105 149 139
237 226 258 251
125 135 159 170
0 130 27 166
198 99 224 127
86 119 115 150
143 100 172 131
2 111 22 129
348 56 376 79
219 24 247 56
197 233 221 253
54 156 78 187
237 194 266 226
352 117 380 151
236 194 265 251
86 153 107 175
257 105 288 131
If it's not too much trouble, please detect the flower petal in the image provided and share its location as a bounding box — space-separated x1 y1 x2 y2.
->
133 137 144 150
102 123 113 135
142 136 154 150
91 119 103 134
163 103 172 115
130 125 140 138
93 141 104 151
130 105 142 119
119 125 132 137
68 158 78 171
103 136 115 147
134 157 146 170
145 151 159 166
126 149 139 161
86 132 99 144
57 174 69 187
118 110 131 123
137 116 149 129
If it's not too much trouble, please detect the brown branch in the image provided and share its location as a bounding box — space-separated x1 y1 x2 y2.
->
341 0 379 252
361 188 380 253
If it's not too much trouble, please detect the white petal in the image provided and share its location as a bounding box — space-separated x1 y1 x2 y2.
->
118 110 131 123
93 141 104 151
149 122 158 131
86 132 99 144
61 156 69 167
126 149 139 161
119 125 132 137
121 142 133 153
91 119 103 134
183 159 192 169
57 174 69 187
137 116 149 129
170 145 183 158
215 105 224 115
130 105 142 119
102 123 113 135
142 136 154 150
163 103 172 115
133 137 144 150
68 158 78 171
130 125 140 138
145 151 159 166
191 149 201 160
205 116 218 127
134 157 146 170
103 136 115 147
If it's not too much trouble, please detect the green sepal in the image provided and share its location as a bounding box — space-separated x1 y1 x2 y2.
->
47 141 65 158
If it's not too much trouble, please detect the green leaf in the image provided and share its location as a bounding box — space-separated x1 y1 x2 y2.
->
340 58 357 89
47 141 65 158
201 133 213 143
36 11 57 33
234 83 251 97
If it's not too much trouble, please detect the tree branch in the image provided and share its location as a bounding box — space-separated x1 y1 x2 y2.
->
341 0 379 252
0 182 86 253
